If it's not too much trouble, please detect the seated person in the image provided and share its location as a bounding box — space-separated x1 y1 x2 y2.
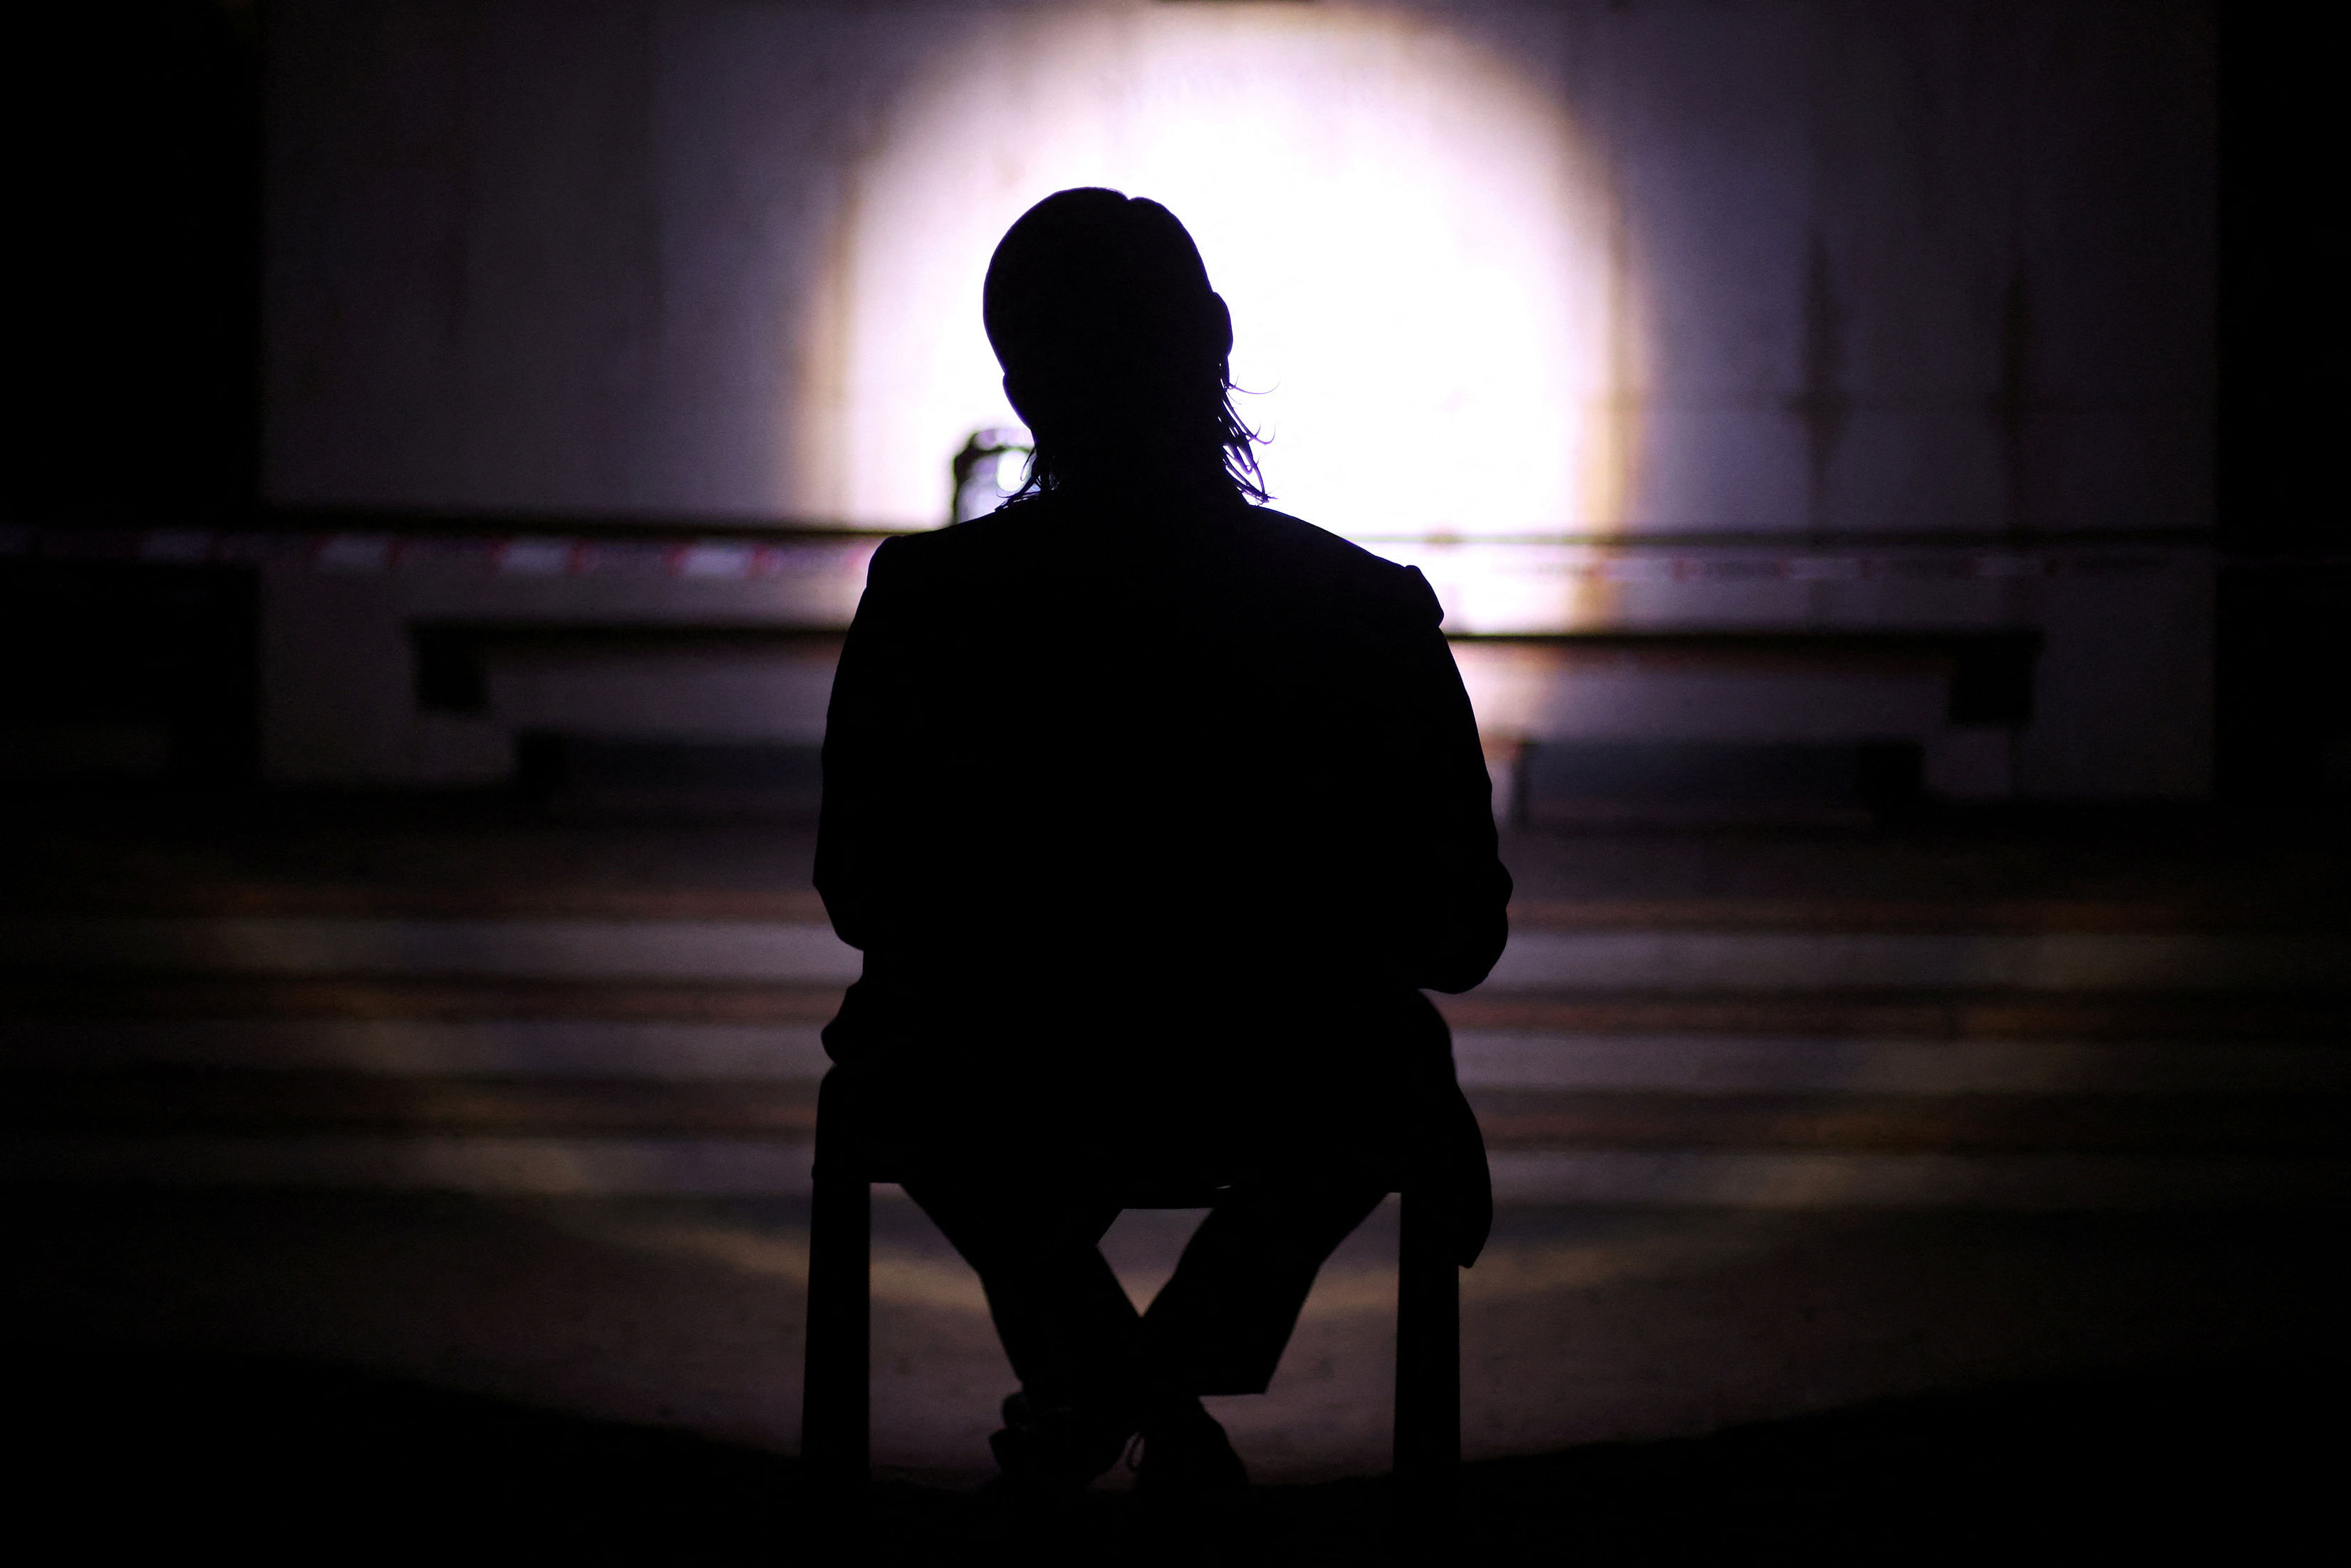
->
816 187 1512 1499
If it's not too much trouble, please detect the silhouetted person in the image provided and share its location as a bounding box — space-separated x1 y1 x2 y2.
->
816 188 1510 1502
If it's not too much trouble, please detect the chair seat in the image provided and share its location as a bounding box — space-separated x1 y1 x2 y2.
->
814 1066 1395 1204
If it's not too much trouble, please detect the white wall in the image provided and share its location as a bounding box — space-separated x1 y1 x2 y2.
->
259 0 2215 795
266 0 2213 537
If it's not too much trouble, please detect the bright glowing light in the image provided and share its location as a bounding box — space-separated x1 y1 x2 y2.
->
993 447 1027 496
800 2 1640 539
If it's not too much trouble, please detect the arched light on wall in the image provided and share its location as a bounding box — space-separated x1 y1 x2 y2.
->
799 1 1642 542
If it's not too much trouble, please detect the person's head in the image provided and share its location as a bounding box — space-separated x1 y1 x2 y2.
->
983 188 1263 503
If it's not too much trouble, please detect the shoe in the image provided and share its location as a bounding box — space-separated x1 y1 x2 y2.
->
1131 1401 1248 1501
987 1392 1134 1495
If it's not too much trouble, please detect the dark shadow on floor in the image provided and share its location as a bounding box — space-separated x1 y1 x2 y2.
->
15 1346 2334 1564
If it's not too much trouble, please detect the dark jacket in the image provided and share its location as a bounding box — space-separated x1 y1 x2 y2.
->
816 493 1511 1260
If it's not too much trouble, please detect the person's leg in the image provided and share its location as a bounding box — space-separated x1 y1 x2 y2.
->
901 1178 1143 1427
1142 1181 1389 1396
1105 1180 1384 1498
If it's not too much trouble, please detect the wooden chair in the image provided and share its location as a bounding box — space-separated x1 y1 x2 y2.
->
799 1069 1462 1515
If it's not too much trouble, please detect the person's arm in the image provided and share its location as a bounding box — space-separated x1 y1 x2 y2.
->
815 536 915 953
1392 565 1513 994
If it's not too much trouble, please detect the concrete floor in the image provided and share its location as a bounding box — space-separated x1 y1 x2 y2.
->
12 1336 2330 1564
4 794 2346 1557
6 1187 2337 1483
6 1188 2339 1561
9 790 2351 913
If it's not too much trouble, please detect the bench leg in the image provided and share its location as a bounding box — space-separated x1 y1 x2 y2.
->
802 1162 870 1495
1394 1188 1461 1530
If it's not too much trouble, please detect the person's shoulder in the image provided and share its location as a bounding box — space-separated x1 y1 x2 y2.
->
1225 507 1381 569
1233 507 1436 609
881 499 1059 565
857 510 1028 593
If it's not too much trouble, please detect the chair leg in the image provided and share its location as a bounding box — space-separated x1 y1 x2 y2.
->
802 1160 871 1495
1394 1188 1461 1530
